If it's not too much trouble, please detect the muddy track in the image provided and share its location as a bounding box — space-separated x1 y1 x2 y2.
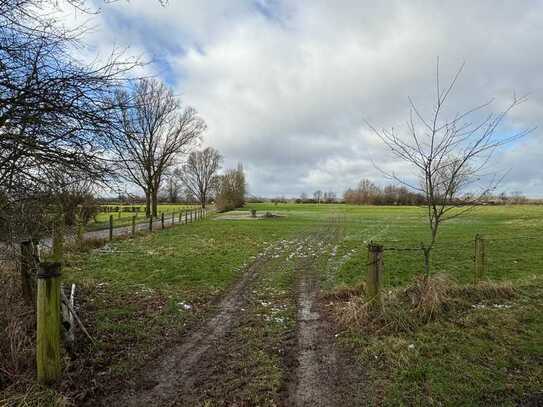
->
103 220 367 406
108 255 270 407
290 256 338 406
287 221 368 407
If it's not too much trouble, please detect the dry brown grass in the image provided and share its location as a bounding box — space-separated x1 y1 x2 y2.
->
0 269 35 384
402 274 452 321
323 281 365 301
334 274 516 335
0 266 76 406
0 266 37 404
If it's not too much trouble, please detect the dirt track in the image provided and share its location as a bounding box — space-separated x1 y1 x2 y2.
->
103 221 366 406
113 255 268 406
290 256 338 406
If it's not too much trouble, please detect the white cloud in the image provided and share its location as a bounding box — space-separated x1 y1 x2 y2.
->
60 0 543 197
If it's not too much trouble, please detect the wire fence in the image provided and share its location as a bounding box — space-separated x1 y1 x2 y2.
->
0 208 211 265
370 235 543 288
86 206 201 233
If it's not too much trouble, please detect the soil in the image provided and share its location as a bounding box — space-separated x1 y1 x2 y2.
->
99 224 367 406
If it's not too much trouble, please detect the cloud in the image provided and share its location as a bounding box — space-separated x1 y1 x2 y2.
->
61 0 543 197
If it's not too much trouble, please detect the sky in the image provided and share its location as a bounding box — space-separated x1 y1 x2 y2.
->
57 0 543 198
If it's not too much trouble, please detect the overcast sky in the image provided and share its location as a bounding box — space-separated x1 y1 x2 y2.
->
62 1 542 197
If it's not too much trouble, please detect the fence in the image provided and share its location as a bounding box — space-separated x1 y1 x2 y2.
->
365 234 543 296
38 208 211 251
4 207 211 385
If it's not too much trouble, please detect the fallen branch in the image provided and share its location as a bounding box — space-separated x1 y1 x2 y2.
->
60 289 96 345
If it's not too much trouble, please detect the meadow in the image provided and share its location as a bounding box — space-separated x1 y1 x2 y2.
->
3 203 541 405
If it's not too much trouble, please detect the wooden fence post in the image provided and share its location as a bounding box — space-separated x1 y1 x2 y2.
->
161 212 165 229
190 210 193 223
20 240 37 305
131 215 136 236
474 234 486 284
185 211 188 224
52 214 64 263
149 215 153 232
36 262 62 385
109 214 113 241
367 243 384 310
178 211 182 223
171 212 175 226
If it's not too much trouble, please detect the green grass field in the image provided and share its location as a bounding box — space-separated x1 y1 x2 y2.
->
245 203 543 288
38 204 543 404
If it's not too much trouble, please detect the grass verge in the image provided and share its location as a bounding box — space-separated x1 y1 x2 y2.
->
331 275 543 406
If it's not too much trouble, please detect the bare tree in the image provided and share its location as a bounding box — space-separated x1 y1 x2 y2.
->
313 190 323 203
215 164 246 212
109 79 205 217
0 0 138 247
370 62 532 278
180 147 222 208
164 168 183 204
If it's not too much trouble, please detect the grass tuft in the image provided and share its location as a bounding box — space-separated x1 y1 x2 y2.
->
335 275 516 335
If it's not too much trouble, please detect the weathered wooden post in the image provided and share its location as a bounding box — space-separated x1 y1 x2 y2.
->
52 214 64 263
149 215 153 232
178 211 182 223
36 262 62 385
171 212 175 226
20 240 37 305
190 210 193 223
367 243 384 310
161 212 165 229
131 215 136 236
109 214 114 241
185 210 188 224
474 234 486 284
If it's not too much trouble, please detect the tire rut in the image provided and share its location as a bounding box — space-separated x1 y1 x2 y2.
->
288 220 367 407
109 255 270 407
290 256 338 407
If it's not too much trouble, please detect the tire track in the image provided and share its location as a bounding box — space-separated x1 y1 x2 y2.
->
289 230 339 407
108 254 270 407
288 219 368 407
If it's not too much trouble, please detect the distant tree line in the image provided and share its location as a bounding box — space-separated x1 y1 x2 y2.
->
343 179 425 205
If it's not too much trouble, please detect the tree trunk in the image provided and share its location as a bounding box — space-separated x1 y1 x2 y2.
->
152 189 158 218
423 246 431 282
145 190 151 218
